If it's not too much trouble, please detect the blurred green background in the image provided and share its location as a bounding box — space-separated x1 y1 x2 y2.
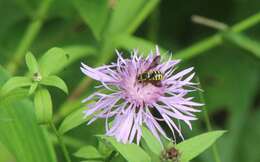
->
0 0 260 162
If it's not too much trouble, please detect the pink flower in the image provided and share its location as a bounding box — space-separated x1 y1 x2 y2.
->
81 46 202 144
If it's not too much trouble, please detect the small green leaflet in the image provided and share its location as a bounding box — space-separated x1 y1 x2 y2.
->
59 106 90 134
1 76 32 95
39 47 69 76
175 130 226 162
98 136 151 162
25 52 39 74
40 75 68 94
34 88 53 124
141 126 162 155
74 146 104 160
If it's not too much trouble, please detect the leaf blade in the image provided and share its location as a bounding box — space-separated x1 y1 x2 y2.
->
59 106 89 134
40 75 68 94
73 0 109 40
142 127 162 156
176 131 226 162
34 88 53 124
1 76 32 95
99 136 151 162
0 67 56 162
25 51 39 73
39 47 69 76
74 146 103 159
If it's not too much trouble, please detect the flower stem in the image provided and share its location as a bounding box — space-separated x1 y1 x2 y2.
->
6 0 53 75
197 77 221 162
50 122 72 162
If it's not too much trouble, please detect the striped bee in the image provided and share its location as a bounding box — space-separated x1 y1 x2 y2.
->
137 56 163 86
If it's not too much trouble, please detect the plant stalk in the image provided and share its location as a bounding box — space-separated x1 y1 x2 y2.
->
6 0 53 75
50 122 72 162
174 12 260 60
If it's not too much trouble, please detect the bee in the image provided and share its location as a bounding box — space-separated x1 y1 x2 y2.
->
137 55 163 86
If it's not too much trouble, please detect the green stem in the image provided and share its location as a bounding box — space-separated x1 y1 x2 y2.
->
6 0 53 75
191 15 228 30
50 122 72 162
197 77 221 162
174 12 260 60
49 132 87 149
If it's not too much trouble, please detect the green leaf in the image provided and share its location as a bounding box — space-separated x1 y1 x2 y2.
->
99 136 151 162
39 47 69 76
40 75 68 94
62 45 96 70
114 34 167 55
0 100 57 162
142 127 162 155
223 32 260 58
74 146 103 160
1 76 32 95
73 0 109 40
175 131 226 162
59 106 90 134
28 82 38 95
25 51 39 73
0 68 56 162
34 88 53 124
107 0 159 35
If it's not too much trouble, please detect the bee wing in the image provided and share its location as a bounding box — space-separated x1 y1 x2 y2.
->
147 55 161 70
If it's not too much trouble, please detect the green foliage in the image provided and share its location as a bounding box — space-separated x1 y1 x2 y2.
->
59 106 90 134
106 0 159 35
39 47 69 76
25 52 39 74
73 0 109 40
0 67 56 162
40 75 68 94
74 146 103 160
98 136 151 162
2 49 69 125
34 87 53 124
28 82 38 95
0 0 260 162
1 76 32 95
142 126 162 156
0 99 57 162
223 32 260 58
175 131 226 162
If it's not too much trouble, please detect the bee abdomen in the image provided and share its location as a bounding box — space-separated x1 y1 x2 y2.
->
138 70 163 82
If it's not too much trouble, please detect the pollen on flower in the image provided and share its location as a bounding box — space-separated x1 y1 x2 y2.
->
80 46 202 144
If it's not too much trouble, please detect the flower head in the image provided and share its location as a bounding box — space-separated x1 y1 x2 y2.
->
81 46 202 144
